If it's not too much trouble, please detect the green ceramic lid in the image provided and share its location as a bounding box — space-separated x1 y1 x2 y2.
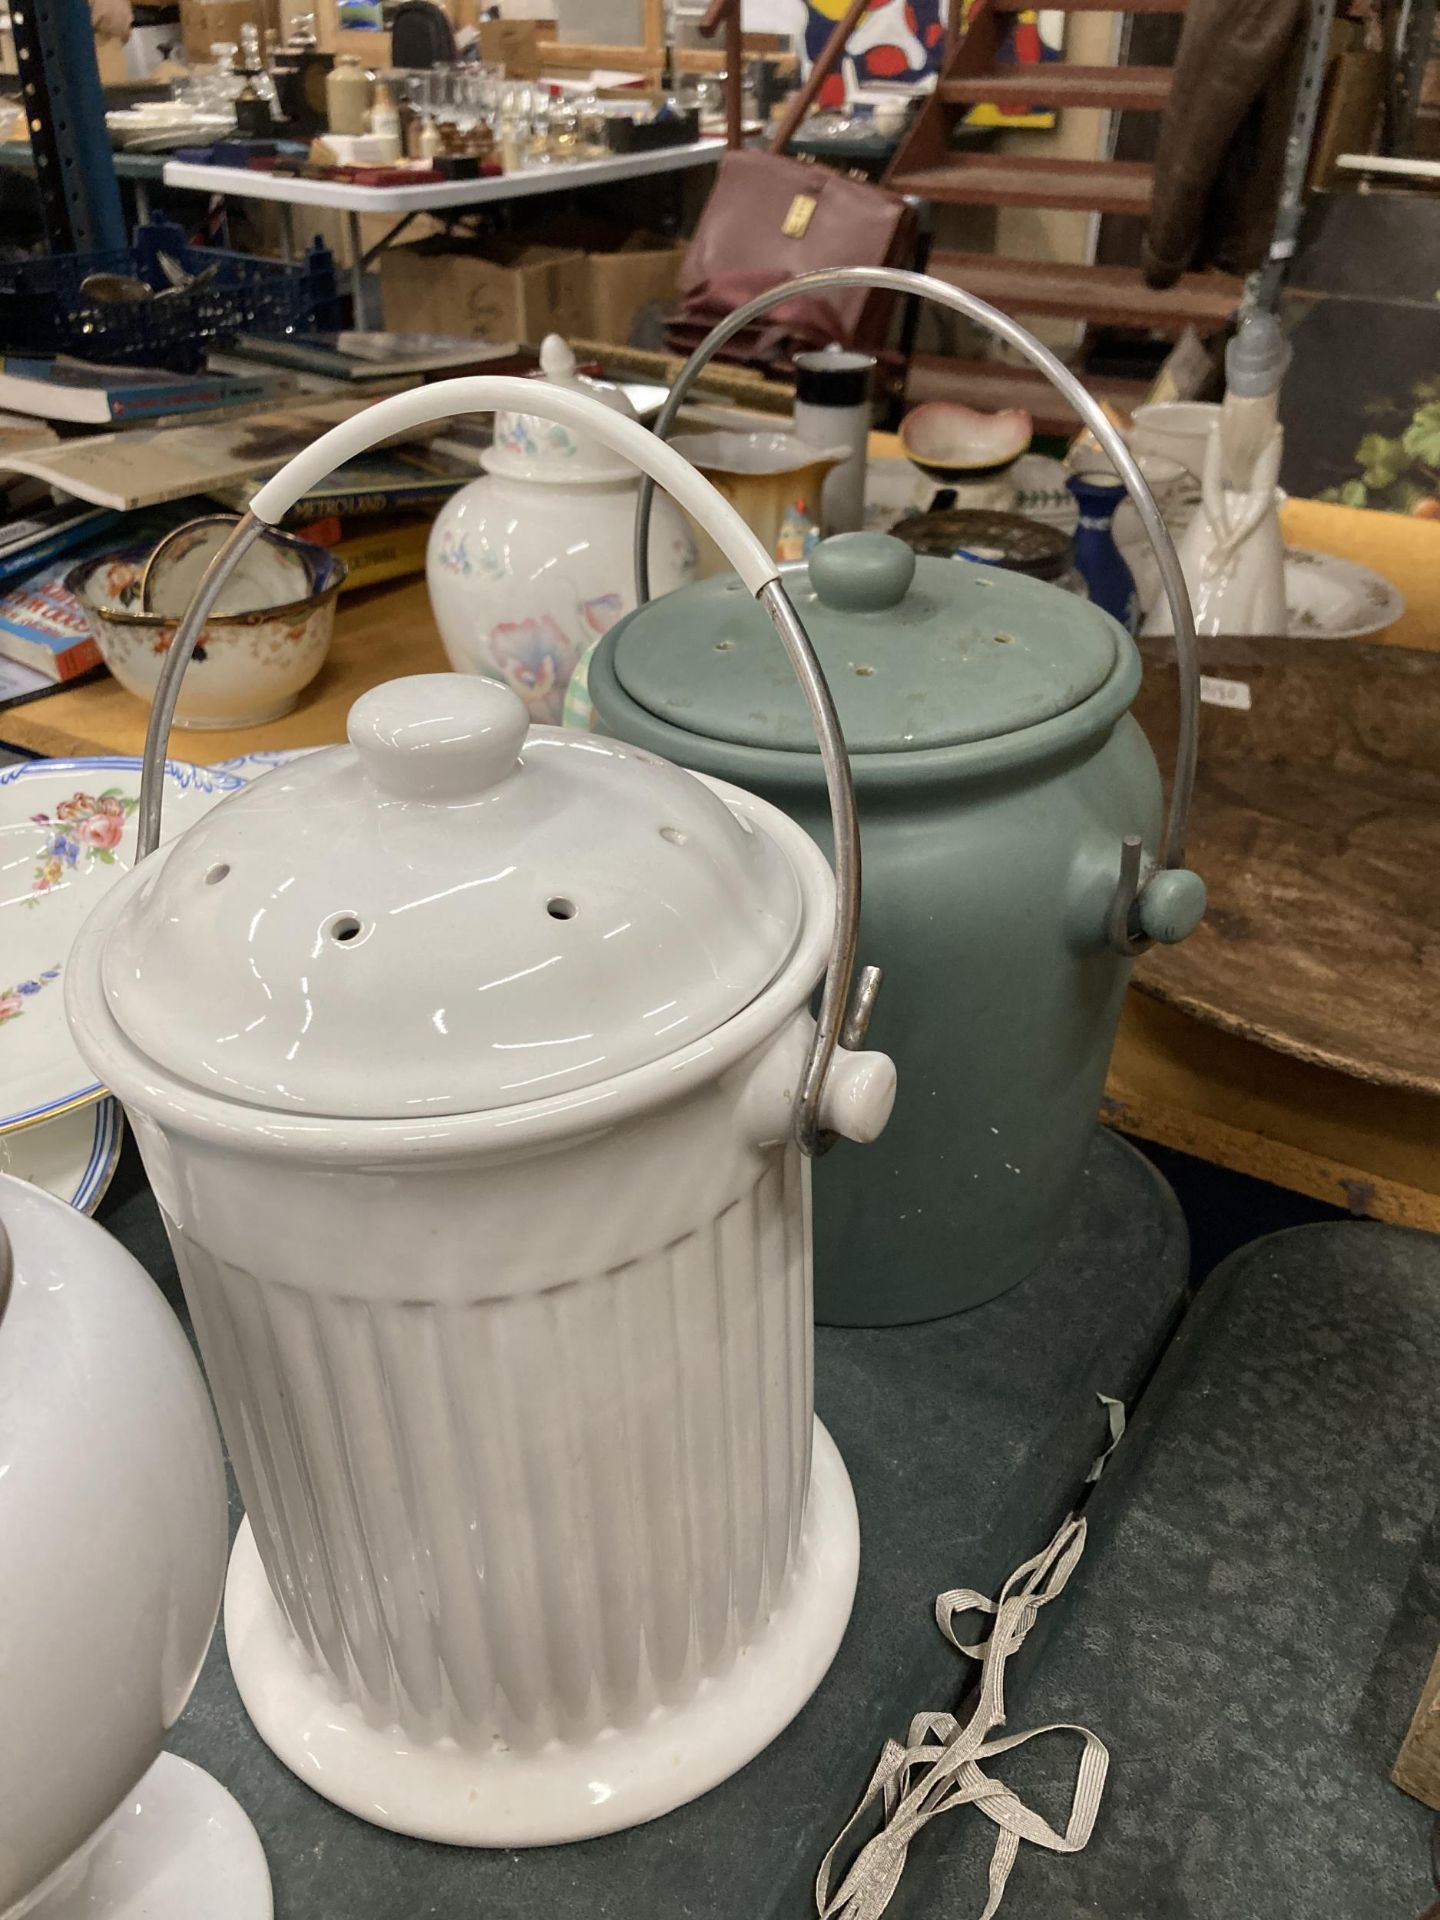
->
610 531 1122 754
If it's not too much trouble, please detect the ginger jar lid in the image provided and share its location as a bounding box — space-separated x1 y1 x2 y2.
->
482 334 642 485
97 674 803 1119
608 531 1124 754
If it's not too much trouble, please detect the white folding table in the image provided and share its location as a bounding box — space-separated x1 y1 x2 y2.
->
162 139 726 319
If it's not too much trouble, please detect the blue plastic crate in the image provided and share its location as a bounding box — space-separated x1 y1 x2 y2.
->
0 214 342 373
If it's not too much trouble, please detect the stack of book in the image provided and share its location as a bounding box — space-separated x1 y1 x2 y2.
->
0 332 527 701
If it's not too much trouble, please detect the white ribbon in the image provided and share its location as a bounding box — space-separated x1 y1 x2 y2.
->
815 1396 1126 1920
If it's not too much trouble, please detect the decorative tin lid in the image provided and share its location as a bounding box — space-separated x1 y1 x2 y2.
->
98 674 803 1119
610 531 1123 755
482 334 642 485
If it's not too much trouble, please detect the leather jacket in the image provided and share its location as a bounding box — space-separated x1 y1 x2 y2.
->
1142 0 1307 287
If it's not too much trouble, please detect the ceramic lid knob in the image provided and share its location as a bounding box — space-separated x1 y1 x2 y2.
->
808 533 917 614
348 673 528 800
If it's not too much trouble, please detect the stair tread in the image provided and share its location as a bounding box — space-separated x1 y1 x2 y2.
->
941 64 1173 110
892 154 1154 215
906 355 1151 435
993 0 1186 11
928 250 1241 331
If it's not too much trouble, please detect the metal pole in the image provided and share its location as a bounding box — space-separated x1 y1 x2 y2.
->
16 0 126 253
1251 0 1339 312
347 210 366 324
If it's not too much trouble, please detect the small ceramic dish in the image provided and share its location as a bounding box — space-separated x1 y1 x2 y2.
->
898 400 1032 484
68 519 346 730
890 507 1079 587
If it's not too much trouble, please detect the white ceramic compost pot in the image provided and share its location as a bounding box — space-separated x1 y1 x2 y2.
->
65 375 896 1849
0 1175 271 1920
426 334 696 725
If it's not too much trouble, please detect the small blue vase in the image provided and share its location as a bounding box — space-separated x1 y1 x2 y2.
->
1066 471 1138 633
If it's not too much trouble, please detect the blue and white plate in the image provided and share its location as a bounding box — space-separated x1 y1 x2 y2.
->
0 1095 124 1213
0 755 245 1134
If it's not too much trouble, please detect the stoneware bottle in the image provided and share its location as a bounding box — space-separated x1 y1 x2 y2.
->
590 529 1204 1325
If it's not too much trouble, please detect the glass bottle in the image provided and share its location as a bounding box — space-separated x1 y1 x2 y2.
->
577 87 606 157
549 87 578 162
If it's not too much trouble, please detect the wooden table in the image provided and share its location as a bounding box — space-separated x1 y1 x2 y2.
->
6 495 1438 1232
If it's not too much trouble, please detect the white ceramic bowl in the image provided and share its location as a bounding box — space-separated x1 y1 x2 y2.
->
0 1175 257 1913
68 533 345 731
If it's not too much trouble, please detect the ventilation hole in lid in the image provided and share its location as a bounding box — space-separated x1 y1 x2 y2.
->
993 632 1014 644
659 826 687 846
852 663 875 677
205 861 230 885
328 914 363 944
714 638 735 651
547 896 577 920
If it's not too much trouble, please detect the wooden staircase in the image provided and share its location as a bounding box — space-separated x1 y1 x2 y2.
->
885 0 1242 432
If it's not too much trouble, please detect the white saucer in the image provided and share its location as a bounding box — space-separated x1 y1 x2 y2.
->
225 1418 860 1847
19 1752 272 1920
0 1098 122 1212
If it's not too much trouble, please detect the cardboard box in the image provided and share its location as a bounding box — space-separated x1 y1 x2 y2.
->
478 18 540 77
379 238 587 346
180 0 269 62
583 235 685 345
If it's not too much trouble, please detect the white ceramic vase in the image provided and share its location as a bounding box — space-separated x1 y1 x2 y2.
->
1144 424 1286 638
426 335 695 724
0 1175 271 1920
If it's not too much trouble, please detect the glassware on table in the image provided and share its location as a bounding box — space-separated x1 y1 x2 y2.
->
523 83 551 164
548 88 579 160
577 86 607 157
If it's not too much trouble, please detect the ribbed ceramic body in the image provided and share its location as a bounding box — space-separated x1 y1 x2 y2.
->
590 630 1162 1326
131 1057 813 1753
65 776 866 1842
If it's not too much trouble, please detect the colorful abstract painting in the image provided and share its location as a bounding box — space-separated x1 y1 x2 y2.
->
803 0 947 105
956 3 1065 128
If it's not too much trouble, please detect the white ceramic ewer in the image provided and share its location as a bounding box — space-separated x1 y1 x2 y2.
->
66 375 897 1850
426 334 696 724
0 1175 271 1920
1144 421 1286 638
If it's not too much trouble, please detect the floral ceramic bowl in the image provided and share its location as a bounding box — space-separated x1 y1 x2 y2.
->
68 528 346 731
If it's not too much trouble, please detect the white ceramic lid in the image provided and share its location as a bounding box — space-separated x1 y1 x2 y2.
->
482 334 642 485
98 674 803 1119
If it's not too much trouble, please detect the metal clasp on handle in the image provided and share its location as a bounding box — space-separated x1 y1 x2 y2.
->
631 265 1202 957
133 374 881 1158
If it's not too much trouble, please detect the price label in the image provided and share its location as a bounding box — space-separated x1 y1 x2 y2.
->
1200 675 1252 712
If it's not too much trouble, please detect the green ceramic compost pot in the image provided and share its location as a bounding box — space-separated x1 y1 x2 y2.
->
589 529 1204 1326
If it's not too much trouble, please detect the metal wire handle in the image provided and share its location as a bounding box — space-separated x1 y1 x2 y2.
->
632 265 1201 953
133 374 881 1158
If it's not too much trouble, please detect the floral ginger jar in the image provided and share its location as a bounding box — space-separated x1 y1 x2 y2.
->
426 334 696 724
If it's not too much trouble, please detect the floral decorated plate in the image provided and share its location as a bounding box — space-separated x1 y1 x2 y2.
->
0 755 245 1132
0 1096 123 1212
1280 547 1405 640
